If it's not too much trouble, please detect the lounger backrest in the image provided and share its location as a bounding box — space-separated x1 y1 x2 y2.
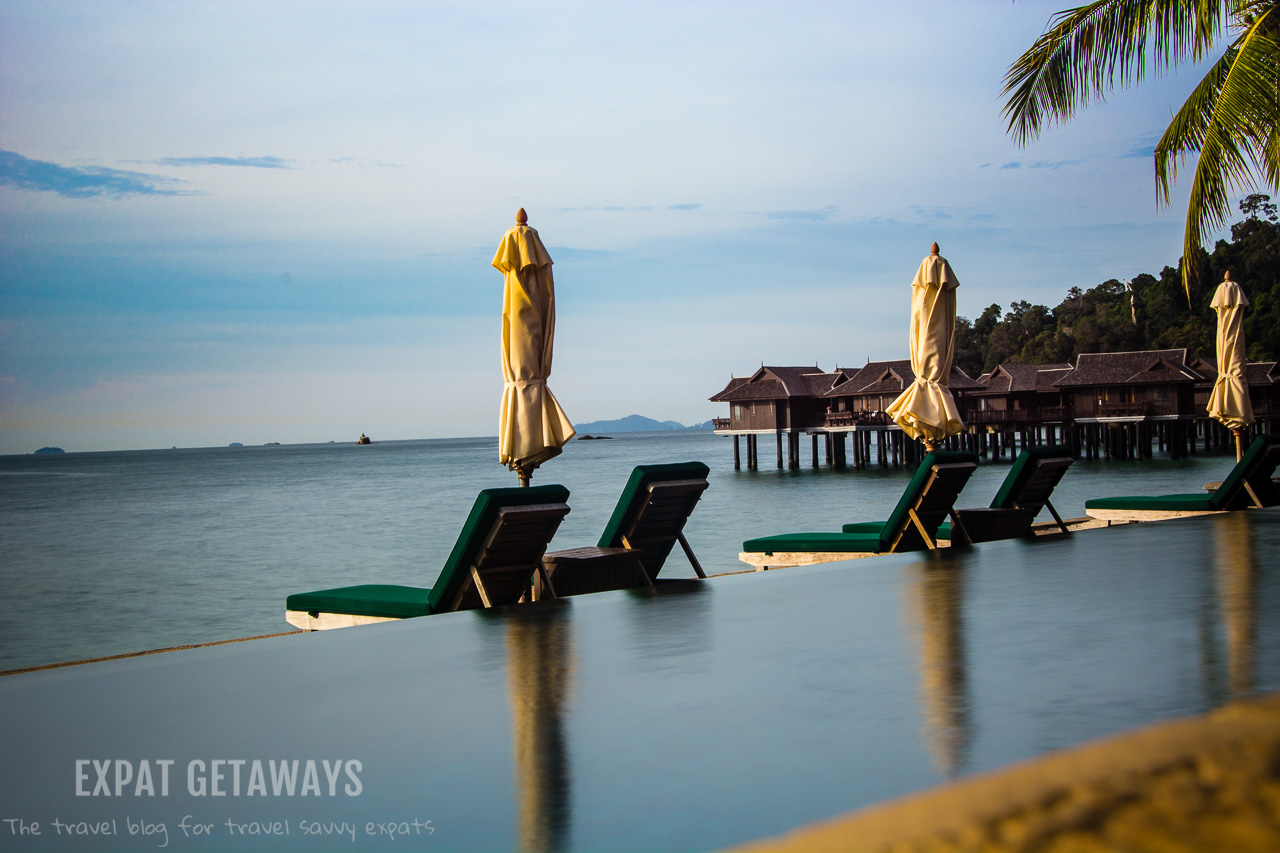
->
1210 434 1280 510
991 445 1073 515
597 461 710 578
427 484 571 613
881 450 978 549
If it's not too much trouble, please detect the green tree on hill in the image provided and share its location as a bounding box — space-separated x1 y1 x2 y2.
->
953 197 1280 377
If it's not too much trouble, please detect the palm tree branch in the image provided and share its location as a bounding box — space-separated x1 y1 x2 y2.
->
1003 0 1231 145
1157 8 1280 295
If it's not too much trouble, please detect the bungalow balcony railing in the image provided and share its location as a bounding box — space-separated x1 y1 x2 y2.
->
1092 402 1187 417
822 411 891 428
965 406 1068 425
1097 401 1151 417
712 418 731 430
965 409 1021 424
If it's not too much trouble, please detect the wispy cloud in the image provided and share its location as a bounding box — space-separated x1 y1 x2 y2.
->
1028 159 1084 170
1000 161 1022 170
910 206 953 220
1122 134 1161 159
669 203 701 211
0 149 191 198
766 209 828 221
153 155 295 169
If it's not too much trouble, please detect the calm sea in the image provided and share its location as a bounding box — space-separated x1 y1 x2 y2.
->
0 431 1245 671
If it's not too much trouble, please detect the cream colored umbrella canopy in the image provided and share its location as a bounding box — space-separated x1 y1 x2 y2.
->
492 209 575 485
1206 270 1254 459
885 243 964 449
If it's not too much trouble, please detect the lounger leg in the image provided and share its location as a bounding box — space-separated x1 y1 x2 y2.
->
470 567 493 608
1244 481 1265 510
1045 499 1069 534
947 510 973 547
620 535 657 587
677 532 707 579
907 508 938 550
536 563 558 600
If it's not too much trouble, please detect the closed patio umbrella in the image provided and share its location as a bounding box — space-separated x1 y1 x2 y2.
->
1206 270 1254 460
492 209 575 486
885 243 964 451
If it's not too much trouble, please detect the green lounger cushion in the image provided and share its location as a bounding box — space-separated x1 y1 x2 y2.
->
598 461 710 547
1208 433 1280 510
286 585 434 619
428 483 570 612
835 450 978 545
839 521 885 535
596 461 710 576
877 450 975 546
286 483 571 619
742 531 885 554
1084 434 1280 514
991 444 1071 510
1084 493 1216 512
754 450 977 554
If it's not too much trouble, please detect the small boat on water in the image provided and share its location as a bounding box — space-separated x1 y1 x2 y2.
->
357 434 371 445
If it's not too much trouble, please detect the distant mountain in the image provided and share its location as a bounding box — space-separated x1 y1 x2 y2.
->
574 414 712 433
34 447 65 454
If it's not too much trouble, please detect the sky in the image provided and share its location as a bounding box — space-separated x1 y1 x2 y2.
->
0 0 1235 454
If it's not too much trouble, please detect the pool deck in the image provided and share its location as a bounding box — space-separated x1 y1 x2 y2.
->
733 690 1280 853
1 509 1276 851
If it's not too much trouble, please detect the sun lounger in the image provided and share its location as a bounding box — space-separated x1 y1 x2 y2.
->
1085 434 1280 523
286 484 570 630
739 450 978 570
844 445 1074 542
536 462 710 598
931 444 1074 541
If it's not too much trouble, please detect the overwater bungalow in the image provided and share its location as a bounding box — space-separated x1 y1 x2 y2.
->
1052 349 1203 460
710 361 985 470
709 365 853 470
967 363 1073 452
711 347 1280 471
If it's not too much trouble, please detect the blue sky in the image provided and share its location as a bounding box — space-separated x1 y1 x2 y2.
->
0 0 1227 454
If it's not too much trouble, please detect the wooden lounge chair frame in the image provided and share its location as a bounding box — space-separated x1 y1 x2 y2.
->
947 447 1074 541
1085 434 1280 524
536 462 710 599
738 452 978 570
286 486 570 631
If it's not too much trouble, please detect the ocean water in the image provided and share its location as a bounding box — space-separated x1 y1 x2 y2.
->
0 431 1248 671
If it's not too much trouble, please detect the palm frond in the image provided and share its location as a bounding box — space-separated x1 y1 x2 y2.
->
1003 0 1231 145
1156 7 1280 296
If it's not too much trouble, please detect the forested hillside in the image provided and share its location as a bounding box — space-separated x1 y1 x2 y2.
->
953 195 1280 378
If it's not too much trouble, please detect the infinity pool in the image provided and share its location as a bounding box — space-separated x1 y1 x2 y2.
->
2 509 1277 852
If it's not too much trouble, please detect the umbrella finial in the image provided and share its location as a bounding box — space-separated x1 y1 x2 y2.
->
1223 269 1232 282
930 242 940 256
516 208 528 226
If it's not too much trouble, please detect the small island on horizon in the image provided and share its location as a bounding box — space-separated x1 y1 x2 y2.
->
573 414 713 434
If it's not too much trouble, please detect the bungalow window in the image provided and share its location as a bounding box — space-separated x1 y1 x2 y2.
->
733 405 742 422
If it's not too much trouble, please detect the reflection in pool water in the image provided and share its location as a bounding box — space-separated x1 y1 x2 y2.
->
908 561 971 778
508 608 574 853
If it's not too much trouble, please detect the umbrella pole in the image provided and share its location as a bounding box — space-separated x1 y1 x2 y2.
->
923 440 939 454
516 464 532 488
1233 429 1246 462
